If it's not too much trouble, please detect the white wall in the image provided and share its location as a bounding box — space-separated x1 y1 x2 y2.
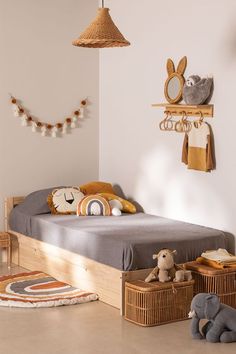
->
100 0 236 239
1 0 236 242
0 0 99 229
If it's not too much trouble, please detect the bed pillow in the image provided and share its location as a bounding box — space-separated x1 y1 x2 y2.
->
12 187 65 216
47 187 84 215
98 193 136 214
79 181 115 195
77 195 112 216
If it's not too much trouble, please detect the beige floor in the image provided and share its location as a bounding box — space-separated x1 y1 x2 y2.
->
0 264 235 354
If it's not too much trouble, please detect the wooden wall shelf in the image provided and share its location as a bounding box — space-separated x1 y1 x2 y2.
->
152 103 214 117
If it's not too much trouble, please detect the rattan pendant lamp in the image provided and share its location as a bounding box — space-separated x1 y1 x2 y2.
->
72 0 130 48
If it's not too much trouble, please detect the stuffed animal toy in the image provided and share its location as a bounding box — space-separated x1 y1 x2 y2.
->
47 187 85 214
79 181 136 214
79 181 115 195
48 187 123 216
144 249 192 283
183 75 213 105
189 293 236 343
98 193 136 214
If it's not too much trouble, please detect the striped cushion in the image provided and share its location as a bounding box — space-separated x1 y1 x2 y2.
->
77 195 111 216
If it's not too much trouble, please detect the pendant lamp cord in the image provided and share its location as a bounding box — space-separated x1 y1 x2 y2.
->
102 0 104 7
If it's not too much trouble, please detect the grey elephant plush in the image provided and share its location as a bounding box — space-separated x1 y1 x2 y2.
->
189 293 236 343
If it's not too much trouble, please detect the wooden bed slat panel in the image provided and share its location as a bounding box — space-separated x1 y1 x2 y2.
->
10 231 122 309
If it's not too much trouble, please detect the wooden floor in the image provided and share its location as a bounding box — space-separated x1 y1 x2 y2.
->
0 263 236 354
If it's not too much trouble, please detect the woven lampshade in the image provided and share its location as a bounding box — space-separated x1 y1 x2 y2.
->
72 7 130 48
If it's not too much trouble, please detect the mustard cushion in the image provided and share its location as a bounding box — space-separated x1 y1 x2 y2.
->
79 181 115 195
77 195 111 216
98 193 136 214
47 187 84 215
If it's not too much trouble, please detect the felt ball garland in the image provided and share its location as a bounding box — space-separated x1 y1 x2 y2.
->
10 96 87 137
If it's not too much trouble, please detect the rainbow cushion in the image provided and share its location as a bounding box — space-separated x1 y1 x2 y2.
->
77 195 111 216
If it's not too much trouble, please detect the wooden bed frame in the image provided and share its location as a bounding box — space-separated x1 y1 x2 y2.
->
5 196 152 315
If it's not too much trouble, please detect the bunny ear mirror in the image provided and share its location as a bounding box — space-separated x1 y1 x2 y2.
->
164 56 187 104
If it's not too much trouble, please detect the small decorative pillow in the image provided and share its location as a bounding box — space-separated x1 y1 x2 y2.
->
47 187 84 215
77 195 111 216
79 181 115 196
98 193 136 214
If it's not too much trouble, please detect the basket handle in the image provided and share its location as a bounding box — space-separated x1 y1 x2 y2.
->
171 284 177 294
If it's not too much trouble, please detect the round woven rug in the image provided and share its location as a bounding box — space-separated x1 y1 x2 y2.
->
0 271 98 307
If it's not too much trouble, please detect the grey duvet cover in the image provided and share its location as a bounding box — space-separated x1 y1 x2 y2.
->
9 208 227 271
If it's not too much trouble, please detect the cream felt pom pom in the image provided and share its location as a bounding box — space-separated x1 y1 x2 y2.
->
31 121 37 132
12 104 20 117
62 122 67 134
21 114 28 126
79 108 84 119
71 116 77 128
51 126 58 138
41 125 47 137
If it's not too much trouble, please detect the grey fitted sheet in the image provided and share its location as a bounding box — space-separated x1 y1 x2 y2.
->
9 207 227 271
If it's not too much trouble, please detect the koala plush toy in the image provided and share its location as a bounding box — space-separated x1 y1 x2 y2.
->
183 75 213 105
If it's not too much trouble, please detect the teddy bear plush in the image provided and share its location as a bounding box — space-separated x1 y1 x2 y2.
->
145 248 192 283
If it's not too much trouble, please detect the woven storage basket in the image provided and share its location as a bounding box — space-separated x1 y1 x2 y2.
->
185 261 236 308
0 232 10 247
125 280 194 327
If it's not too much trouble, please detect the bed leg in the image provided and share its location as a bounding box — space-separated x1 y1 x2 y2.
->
120 272 128 316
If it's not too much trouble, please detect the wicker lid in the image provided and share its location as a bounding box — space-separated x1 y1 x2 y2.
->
185 261 236 275
125 280 195 292
72 8 130 48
